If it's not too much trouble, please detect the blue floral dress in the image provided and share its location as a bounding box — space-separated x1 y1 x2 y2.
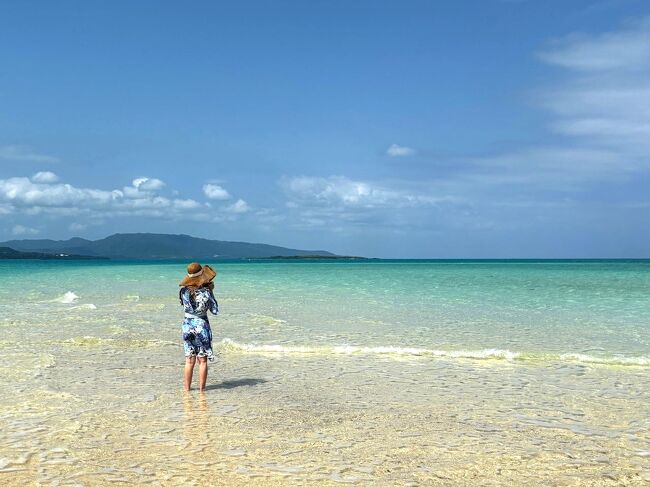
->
180 286 219 361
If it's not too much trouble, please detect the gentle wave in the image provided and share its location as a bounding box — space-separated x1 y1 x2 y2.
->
70 303 97 310
559 353 649 367
220 339 518 361
219 339 650 366
63 336 177 348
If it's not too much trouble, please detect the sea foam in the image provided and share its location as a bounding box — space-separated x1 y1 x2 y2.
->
220 339 519 361
71 303 97 310
54 291 79 304
220 339 650 366
559 353 650 367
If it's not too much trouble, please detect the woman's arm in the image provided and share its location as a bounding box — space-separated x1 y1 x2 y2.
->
180 287 192 310
208 288 219 315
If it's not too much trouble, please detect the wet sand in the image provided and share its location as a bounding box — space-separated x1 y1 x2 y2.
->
2 344 649 486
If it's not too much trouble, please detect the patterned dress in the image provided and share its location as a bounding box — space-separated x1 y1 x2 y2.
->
180 286 219 360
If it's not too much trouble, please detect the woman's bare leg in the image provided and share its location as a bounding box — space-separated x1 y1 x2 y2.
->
184 356 196 391
198 356 208 391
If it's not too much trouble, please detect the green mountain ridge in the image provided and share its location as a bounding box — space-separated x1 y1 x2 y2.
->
0 233 336 260
0 247 107 260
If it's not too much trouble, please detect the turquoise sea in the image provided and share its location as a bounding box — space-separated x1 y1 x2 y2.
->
1 259 649 485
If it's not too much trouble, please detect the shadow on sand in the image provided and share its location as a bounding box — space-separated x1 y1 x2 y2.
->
204 378 267 390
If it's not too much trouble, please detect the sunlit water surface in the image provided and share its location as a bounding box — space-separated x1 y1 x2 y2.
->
0 260 649 485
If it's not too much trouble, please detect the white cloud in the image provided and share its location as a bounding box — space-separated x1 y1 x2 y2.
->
203 183 231 200
12 225 39 236
173 199 202 210
31 171 60 184
0 172 259 234
386 144 416 157
538 18 650 71
123 177 166 199
280 175 470 230
0 145 59 164
0 175 216 222
132 177 165 191
0 177 123 207
284 176 444 208
225 199 250 213
458 16 650 191
279 175 474 231
535 17 650 161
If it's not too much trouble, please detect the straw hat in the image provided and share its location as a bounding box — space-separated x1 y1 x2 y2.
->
179 262 217 287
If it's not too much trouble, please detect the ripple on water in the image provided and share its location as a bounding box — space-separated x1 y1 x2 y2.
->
62 336 176 348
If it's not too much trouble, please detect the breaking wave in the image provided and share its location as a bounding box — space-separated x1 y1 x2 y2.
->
219 339 649 367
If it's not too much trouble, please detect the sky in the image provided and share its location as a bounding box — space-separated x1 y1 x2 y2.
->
0 0 649 258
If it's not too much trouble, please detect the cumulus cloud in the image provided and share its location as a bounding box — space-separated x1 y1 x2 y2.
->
278 175 469 230
0 177 122 208
386 144 416 157
173 199 202 210
284 176 444 209
0 173 254 235
12 225 39 236
132 177 165 191
122 177 167 198
31 171 60 184
0 145 59 164
0 175 207 219
280 176 467 232
203 183 231 200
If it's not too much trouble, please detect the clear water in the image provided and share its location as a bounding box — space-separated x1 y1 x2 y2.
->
1 260 649 485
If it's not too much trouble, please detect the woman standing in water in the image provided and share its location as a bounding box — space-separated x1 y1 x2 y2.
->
179 262 218 391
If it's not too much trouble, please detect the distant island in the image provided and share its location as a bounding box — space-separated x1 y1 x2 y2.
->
261 255 368 260
0 233 340 260
0 247 108 260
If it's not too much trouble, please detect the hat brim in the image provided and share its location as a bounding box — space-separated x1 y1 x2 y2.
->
179 264 217 287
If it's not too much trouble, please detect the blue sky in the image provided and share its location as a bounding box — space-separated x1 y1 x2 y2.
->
1 0 649 257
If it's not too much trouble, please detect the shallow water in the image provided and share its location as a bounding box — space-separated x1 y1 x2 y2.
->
0 260 649 485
